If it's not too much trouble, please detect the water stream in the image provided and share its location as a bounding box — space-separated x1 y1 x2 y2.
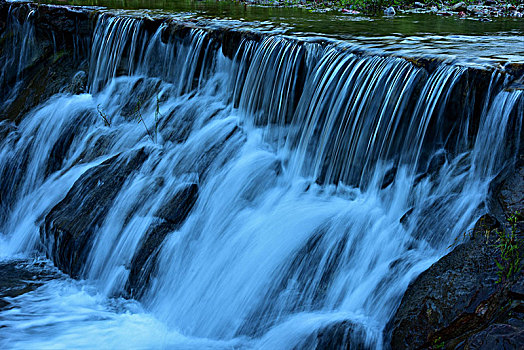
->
0 4 522 349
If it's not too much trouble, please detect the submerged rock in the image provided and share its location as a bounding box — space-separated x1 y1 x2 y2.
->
125 182 200 298
41 148 148 277
0 260 59 310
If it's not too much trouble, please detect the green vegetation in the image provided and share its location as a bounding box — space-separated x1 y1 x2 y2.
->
431 336 445 349
244 0 522 14
494 211 522 284
448 211 522 284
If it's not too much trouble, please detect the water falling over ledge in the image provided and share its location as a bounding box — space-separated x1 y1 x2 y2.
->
0 2 523 349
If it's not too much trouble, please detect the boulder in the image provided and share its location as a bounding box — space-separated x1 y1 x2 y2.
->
389 159 524 348
155 183 198 225
125 182 199 297
388 215 505 349
62 70 87 95
41 148 148 277
293 320 368 349
384 7 396 16
0 259 59 310
452 2 468 12
462 323 524 349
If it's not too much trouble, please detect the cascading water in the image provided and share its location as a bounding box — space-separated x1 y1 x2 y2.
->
0 4 522 349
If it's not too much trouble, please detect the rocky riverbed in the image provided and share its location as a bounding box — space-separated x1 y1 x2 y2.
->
238 0 524 18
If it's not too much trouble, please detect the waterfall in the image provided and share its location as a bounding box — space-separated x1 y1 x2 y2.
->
0 6 522 349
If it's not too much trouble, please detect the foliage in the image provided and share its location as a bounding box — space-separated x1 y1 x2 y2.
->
494 211 522 284
247 0 522 13
431 336 445 349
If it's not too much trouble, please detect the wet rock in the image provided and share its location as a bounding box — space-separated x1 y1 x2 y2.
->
221 29 262 60
0 7 89 123
388 215 503 349
120 77 163 119
62 70 87 95
452 2 467 12
0 260 59 310
41 148 148 277
159 106 196 144
126 182 199 297
381 166 397 189
463 323 524 349
389 155 524 349
155 183 199 225
400 207 414 226
173 123 245 181
293 320 368 349
384 7 396 16
427 150 447 175
45 110 92 177
33 4 92 36
413 2 425 8
509 278 524 300
125 221 171 298
496 155 524 222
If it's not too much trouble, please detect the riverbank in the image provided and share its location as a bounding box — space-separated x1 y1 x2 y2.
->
237 0 524 17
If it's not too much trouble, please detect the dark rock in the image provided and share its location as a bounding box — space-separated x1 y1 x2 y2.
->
497 156 524 217
0 7 90 123
221 29 262 60
427 151 447 175
463 323 524 349
292 320 368 350
389 156 524 350
33 4 92 36
45 110 92 177
119 77 163 119
125 221 172 298
173 122 245 181
41 148 148 277
0 260 59 310
452 2 468 12
155 183 198 225
509 278 524 301
400 207 414 226
62 70 87 95
127 182 199 297
381 166 397 189
388 215 503 349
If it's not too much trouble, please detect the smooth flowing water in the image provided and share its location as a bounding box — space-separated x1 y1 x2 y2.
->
0 3 522 349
